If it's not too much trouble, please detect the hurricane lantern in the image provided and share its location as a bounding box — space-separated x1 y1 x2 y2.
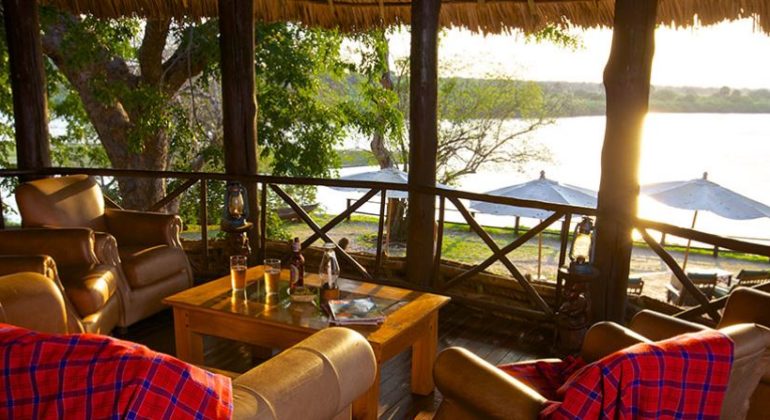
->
569 216 595 265
222 181 249 229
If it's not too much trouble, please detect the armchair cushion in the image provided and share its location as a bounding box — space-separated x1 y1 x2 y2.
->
119 245 189 288
105 208 183 247
57 264 119 317
0 323 232 419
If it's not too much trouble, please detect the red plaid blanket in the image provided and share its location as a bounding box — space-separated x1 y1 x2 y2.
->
502 329 734 419
0 323 232 419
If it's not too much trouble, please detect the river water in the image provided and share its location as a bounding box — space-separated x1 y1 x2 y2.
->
323 112 770 246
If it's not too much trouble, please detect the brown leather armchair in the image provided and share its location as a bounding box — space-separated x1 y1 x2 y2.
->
13 174 193 327
0 235 120 334
0 269 377 420
631 287 770 419
433 319 770 420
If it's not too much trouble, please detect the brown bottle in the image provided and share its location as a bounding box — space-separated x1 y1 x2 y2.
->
288 237 305 291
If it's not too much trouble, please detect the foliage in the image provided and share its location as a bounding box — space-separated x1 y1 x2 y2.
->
545 82 770 116
392 59 555 184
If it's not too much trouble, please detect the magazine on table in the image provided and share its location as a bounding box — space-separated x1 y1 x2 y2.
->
327 297 387 325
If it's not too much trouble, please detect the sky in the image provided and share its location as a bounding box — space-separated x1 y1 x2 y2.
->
386 18 770 89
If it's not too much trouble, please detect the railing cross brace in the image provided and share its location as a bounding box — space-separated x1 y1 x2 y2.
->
447 196 553 316
269 184 373 281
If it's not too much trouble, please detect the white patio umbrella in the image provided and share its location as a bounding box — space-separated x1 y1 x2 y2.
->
469 171 598 279
641 172 770 269
332 167 451 199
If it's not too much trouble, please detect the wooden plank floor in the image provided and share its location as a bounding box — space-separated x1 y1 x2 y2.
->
118 302 551 420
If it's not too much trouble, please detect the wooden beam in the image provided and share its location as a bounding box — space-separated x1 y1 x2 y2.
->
218 0 258 253
592 0 658 323
406 0 441 286
2 0 50 175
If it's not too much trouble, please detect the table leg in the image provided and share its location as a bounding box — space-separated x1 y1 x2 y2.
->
173 308 204 364
411 311 438 395
352 363 381 420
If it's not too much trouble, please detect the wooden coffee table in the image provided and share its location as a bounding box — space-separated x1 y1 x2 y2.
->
163 266 450 420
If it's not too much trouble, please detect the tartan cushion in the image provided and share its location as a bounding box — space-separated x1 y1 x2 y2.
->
0 323 232 419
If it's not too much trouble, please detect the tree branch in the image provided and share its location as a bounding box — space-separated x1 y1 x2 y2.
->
138 18 171 85
160 20 217 96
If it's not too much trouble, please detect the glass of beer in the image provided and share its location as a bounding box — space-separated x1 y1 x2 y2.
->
230 255 248 291
264 258 281 297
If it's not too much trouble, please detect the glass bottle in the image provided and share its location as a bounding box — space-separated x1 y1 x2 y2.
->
319 242 340 302
288 237 305 292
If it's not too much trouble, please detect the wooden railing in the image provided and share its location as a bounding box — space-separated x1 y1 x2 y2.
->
3 167 770 324
634 218 770 324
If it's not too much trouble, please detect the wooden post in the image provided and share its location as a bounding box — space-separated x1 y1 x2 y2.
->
592 0 658 323
2 0 50 175
406 0 441 286
218 0 259 255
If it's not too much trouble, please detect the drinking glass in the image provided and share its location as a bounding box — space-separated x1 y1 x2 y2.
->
230 255 248 291
264 258 281 296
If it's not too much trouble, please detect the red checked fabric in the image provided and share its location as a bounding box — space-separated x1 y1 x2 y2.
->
0 323 232 419
498 356 586 401
502 330 734 419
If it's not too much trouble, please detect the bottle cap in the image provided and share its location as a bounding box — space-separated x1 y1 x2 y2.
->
323 242 336 249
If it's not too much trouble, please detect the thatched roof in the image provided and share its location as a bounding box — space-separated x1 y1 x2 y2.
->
42 0 770 34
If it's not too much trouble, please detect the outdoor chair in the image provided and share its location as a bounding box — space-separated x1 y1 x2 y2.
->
0 275 376 420
714 269 770 298
666 272 717 306
12 174 193 327
0 241 120 334
632 287 770 419
433 314 770 420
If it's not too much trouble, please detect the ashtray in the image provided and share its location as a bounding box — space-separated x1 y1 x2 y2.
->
289 286 316 303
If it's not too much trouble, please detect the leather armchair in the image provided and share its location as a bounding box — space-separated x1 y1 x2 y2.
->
631 287 770 419
0 234 120 334
0 272 376 420
433 319 770 420
14 174 193 327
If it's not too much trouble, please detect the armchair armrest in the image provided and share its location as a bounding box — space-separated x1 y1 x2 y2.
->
0 272 69 334
0 228 98 268
433 347 546 420
629 310 708 342
0 255 58 280
580 322 651 363
231 328 376 420
104 208 183 247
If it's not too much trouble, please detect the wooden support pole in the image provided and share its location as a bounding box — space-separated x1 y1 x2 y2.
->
2 0 51 175
593 0 658 323
406 0 441 286
219 0 258 255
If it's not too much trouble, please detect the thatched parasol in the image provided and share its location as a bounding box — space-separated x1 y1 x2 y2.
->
41 0 770 34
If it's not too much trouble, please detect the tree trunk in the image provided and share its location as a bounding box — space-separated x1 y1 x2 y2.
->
370 46 396 170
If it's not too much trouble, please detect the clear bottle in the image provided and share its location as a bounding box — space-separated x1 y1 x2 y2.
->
319 242 340 302
288 237 305 292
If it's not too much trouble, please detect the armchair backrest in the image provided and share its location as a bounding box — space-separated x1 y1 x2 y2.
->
720 287 770 328
16 175 107 231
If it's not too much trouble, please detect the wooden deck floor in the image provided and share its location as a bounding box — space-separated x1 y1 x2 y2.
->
119 302 550 420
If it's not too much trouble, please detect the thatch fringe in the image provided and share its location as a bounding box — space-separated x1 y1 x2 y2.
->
42 0 770 34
